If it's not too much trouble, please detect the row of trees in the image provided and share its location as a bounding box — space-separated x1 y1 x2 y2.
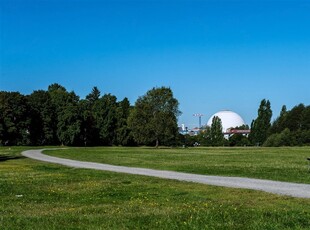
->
1 83 309 147
186 99 310 147
264 104 310 146
248 99 310 147
0 84 180 146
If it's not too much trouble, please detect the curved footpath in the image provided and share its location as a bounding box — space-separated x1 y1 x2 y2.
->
22 149 310 199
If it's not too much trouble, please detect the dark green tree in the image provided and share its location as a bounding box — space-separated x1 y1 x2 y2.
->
28 90 55 145
265 104 310 146
209 116 225 146
47 83 68 144
301 106 310 131
86 86 101 103
80 87 102 146
115 97 134 146
56 91 81 146
249 99 272 146
195 128 209 146
48 84 82 145
264 128 292 147
128 87 181 147
229 133 250 146
285 104 305 131
80 88 133 146
270 105 288 134
93 94 118 145
0 91 31 145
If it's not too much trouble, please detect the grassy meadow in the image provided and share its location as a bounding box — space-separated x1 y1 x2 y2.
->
45 147 310 184
1 146 310 229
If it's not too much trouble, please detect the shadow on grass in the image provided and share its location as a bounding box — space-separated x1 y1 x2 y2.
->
0 155 25 162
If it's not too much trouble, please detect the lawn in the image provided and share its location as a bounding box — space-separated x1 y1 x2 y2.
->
1 146 310 229
45 147 310 184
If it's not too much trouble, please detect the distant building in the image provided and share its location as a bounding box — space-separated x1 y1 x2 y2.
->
224 128 251 138
207 110 250 139
189 127 200 136
178 124 189 135
178 125 201 136
179 110 250 138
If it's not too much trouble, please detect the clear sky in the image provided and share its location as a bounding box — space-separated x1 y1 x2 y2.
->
1 0 310 128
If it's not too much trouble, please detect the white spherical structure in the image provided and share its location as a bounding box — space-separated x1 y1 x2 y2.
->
207 110 246 132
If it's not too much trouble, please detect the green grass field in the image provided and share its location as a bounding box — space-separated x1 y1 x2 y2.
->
45 147 310 184
1 147 310 229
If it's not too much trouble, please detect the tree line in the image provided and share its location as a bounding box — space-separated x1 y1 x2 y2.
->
250 100 310 147
1 83 309 147
264 103 310 146
184 99 310 147
0 84 180 146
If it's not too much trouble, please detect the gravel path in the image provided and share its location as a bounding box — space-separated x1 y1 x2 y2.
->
22 149 310 199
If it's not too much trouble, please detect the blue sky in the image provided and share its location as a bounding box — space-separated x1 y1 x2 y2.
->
1 0 310 128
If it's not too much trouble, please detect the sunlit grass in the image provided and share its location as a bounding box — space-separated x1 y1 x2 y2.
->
1 147 310 229
45 146 310 184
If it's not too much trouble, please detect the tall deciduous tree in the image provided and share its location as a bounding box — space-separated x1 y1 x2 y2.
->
128 87 181 147
249 99 272 146
209 116 225 146
48 84 81 145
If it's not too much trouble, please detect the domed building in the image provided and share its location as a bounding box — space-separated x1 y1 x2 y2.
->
207 110 246 132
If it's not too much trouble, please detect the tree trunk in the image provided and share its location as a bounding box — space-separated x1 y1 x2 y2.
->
155 139 159 148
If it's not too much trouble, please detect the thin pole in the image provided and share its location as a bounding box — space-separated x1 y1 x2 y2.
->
193 114 204 129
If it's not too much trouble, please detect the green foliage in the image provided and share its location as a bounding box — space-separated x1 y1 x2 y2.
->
209 116 225 146
85 86 100 103
80 89 134 146
268 104 310 146
264 128 291 147
48 85 82 146
3 84 310 148
28 90 55 145
0 84 138 146
249 99 272 146
57 103 81 146
95 94 118 145
80 87 102 146
270 105 288 134
196 128 212 146
229 133 250 146
115 98 135 146
285 104 305 131
128 87 181 147
0 92 31 145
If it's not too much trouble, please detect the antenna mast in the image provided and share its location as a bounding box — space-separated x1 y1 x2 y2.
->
193 114 204 129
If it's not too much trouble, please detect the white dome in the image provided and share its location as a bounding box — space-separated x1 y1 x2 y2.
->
207 110 245 132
